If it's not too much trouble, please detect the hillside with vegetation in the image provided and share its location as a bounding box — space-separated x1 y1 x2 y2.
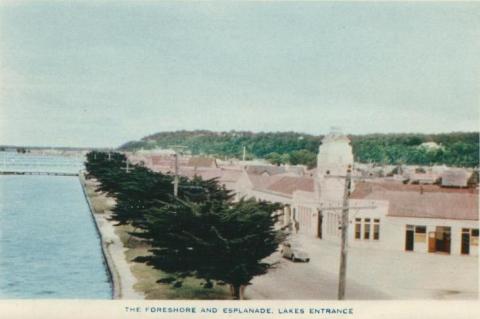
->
119 131 479 168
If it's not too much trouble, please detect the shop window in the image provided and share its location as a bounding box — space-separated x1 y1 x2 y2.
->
415 226 426 233
415 226 427 243
435 226 451 240
472 228 479 246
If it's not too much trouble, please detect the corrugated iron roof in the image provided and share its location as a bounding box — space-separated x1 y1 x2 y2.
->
266 176 315 196
351 182 478 220
187 156 217 168
441 169 470 187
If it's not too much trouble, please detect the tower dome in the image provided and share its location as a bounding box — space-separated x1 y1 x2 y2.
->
317 129 353 178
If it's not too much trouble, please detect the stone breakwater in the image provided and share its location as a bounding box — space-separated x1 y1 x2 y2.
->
79 173 143 300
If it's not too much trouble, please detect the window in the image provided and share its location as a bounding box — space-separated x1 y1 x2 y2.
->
472 229 479 246
415 226 426 233
364 218 371 239
415 226 427 243
355 218 380 241
373 219 380 240
355 218 361 239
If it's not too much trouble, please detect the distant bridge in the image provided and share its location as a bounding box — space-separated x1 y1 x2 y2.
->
0 171 79 177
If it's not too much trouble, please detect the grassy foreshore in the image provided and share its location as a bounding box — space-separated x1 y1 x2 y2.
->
84 178 231 299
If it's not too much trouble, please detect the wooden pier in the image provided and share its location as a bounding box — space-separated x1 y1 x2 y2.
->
0 171 79 176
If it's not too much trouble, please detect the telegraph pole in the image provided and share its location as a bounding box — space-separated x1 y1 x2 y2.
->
338 168 352 300
173 152 179 197
121 158 130 173
168 145 187 198
324 168 374 300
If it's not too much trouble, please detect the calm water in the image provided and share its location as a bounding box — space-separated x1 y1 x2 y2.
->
0 152 112 298
0 152 84 174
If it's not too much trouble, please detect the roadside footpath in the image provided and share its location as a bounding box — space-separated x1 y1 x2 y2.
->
79 174 144 299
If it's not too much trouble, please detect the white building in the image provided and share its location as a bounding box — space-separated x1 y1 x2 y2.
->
234 130 479 257
349 182 478 256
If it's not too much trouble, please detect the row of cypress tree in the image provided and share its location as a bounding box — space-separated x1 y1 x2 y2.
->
84 151 286 299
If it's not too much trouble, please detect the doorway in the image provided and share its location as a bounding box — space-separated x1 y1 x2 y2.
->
461 229 470 255
435 226 451 254
405 225 414 251
317 210 323 239
428 232 436 253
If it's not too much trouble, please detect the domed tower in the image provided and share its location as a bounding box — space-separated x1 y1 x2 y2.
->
316 128 354 204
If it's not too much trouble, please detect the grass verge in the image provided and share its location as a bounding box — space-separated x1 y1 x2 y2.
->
84 178 231 300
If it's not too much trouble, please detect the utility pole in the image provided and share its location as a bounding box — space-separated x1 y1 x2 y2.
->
338 168 352 300
324 169 374 300
168 145 188 197
121 158 130 173
173 152 179 197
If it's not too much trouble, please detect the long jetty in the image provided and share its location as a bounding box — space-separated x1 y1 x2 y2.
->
0 171 79 176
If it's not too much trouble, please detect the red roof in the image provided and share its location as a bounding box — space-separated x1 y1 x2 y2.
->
248 173 284 190
266 176 314 196
351 182 478 221
218 169 243 183
187 156 217 168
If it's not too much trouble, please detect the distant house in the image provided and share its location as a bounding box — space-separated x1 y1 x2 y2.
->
407 172 441 185
418 141 443 150
441 169 470 188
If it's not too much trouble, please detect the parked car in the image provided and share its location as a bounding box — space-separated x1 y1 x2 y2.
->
280 243 310 262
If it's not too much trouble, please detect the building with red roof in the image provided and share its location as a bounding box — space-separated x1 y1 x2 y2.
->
233 130 479 257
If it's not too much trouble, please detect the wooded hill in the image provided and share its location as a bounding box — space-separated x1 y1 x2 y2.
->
119 131 479 168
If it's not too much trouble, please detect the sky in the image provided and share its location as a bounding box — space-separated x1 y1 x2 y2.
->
1 1 479 148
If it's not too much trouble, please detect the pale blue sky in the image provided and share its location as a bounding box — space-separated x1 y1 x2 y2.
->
1 1 479 147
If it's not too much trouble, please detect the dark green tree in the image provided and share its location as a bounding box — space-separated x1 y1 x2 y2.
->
119 130 479 168
137 197 285 299
288 149 317 168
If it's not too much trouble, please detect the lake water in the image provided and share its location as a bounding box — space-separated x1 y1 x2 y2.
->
0 152 112 298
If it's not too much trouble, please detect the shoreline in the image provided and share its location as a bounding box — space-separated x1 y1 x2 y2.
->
79 173 144 300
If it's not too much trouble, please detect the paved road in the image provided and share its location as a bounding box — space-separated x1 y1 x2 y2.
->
246 234 478 300
246 251 389 300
